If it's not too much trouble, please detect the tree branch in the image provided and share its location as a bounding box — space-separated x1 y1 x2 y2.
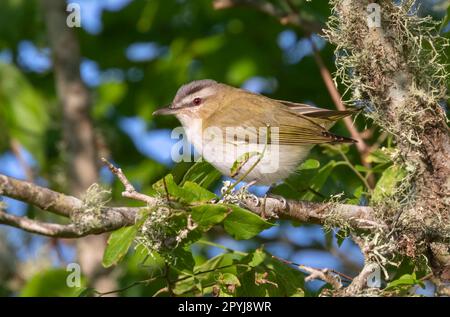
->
101 158 158 206
0 171 381 238
0 210 83 238
0 173 81 217
0 173 139 237
243 196 384 231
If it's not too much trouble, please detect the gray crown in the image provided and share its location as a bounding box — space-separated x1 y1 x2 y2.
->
173 79 218 107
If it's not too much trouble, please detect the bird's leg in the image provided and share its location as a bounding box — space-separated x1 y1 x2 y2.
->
266 183 277 195
260 194 268 219
241 180 257 192
237 180 260 206
236 180 256 197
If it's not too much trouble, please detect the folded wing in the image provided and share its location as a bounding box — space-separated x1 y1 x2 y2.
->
203 92 356 146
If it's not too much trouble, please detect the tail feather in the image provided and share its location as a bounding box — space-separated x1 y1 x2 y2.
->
321 131 357 144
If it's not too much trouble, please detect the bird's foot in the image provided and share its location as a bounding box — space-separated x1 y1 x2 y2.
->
267 194 288 210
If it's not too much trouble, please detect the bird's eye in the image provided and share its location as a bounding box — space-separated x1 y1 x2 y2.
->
193 97 202 106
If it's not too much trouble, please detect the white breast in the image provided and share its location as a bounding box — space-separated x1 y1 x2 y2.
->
176 114 312 185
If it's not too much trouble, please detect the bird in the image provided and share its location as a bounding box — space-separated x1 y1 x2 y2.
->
153 79 356 186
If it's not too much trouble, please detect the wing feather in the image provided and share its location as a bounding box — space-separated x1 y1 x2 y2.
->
203 92 355 146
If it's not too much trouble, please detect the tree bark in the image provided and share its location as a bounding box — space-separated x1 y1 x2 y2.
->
40 0 113 292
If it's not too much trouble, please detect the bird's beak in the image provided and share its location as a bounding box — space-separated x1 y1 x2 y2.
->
152 105 179 116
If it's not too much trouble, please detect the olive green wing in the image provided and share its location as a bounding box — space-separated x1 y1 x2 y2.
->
275 99 359 124
204 94 355 145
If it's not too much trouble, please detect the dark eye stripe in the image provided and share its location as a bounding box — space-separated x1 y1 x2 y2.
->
186 85 207 96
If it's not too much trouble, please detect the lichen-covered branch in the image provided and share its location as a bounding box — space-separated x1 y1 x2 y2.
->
324 0 450 285
0 173 138 237
0 210 86 238
0 174 81 217
0 171 380 238
243 196 384 231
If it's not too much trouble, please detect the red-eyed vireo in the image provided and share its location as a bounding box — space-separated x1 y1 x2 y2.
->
153 79 356 185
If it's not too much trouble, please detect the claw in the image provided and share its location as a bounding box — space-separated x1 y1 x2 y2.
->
267 194 287 210
280 196 287 209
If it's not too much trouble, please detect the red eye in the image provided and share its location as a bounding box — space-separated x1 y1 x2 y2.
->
193 97 202 105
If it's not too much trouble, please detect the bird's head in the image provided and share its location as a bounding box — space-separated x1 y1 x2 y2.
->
152 79 221 119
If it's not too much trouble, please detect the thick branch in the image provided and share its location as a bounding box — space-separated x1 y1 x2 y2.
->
0 210 84 238
0 174 81 217
344 263 379 295
243 196 384 231
0 173 138 237
0 171 380 237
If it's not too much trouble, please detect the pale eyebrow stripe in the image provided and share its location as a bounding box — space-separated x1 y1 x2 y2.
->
178 87 214 107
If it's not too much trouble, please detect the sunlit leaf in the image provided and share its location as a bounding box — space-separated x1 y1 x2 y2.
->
102 225 139 268
223 205 273 240
372 165 407 203
191 204 230 230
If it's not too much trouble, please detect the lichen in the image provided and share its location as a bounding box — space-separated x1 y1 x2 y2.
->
324 0 449 264
71 183 111 233
135 205 197 264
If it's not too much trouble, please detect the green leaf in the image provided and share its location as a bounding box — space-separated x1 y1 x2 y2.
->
182 181 217 202
246 248 266 267
102 225 139 268
131 244 165 268
21 269 85 297
372 165 407 203
0 63 49 165
440 5 450 32
298 159 320 170
181 161 222 189
336 229 348 247
173 252 242 295
237 249 305 297
218 272 241 296
191 204 230 229
154 174 216 203
366 148 392 164
301 160 336 201
172 246 196 273
219 272 241 286
386 273 424 290
355 164 370 172
353 185 364 199
223 205 273 240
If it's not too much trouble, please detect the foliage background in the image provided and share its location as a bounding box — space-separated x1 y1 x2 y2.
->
0 0 448 296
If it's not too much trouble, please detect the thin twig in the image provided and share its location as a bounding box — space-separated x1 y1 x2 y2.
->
101 158 157 206
272 254 353 282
